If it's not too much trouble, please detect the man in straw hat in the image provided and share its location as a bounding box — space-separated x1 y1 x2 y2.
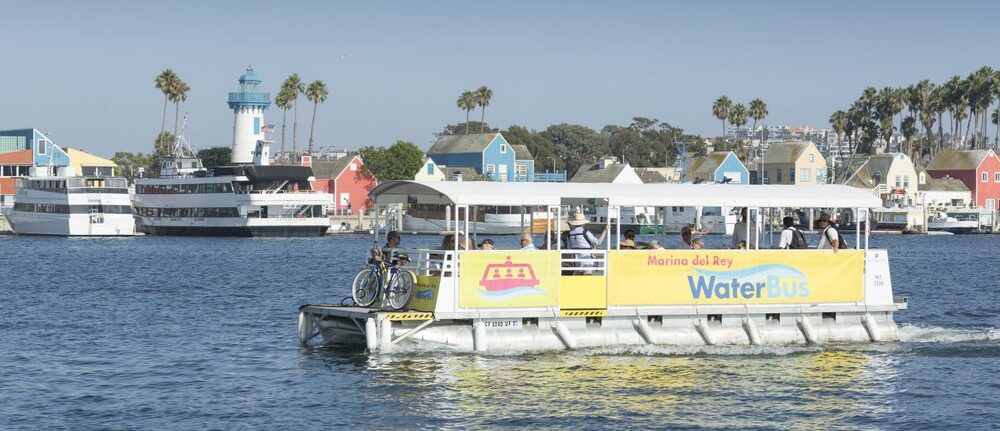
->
816 212 840 252
566 212 608 274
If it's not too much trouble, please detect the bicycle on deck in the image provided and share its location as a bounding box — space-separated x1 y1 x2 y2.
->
351 242 415 310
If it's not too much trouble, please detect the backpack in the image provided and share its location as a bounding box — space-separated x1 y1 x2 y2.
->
786 227 808 249
823 227 850 249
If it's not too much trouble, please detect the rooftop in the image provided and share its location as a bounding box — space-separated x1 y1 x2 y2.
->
926 149 995 171
428 133 498 154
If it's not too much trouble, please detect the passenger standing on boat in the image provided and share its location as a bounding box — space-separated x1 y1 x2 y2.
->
567 212 607 274
520 233 537 250
816 213 840 252
732 208 758 249
376 230 407 265
778 216 809 249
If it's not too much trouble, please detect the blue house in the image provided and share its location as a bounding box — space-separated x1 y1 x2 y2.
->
686 151 749 184
427 133 535 182
0 128 70 174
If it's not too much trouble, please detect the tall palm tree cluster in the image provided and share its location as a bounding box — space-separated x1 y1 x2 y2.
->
275 73 329 158
153 69 191 155
829 66 1000 166
711 96 768 163
455 86 493 134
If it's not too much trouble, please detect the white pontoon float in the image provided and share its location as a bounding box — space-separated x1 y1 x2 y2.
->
298 181 908 352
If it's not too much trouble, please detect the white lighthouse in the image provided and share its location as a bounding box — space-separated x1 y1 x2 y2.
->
227 66 271 164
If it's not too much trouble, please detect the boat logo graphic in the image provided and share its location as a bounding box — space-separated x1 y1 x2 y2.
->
478 255 546 300
687 264 810 300
416 288 435 300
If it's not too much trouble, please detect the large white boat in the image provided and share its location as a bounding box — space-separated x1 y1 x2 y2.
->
927 209 981 234
298 181 906 353
4 176 136 236
134 153 332 237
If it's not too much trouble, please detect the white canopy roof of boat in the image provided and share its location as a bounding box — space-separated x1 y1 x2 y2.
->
369 181 882 208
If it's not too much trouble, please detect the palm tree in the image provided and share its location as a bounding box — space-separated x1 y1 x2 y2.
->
305 80 329 155
748 98 767 156
993 107 1000 147
712 96 732 139
829 110 847 179
930 84 947 155
169 79 190 139
728 103 748 160
901 116 918 157
154 69 178 139
274 87 295 158
475 86 493 133
456 91 476 134
282 74 306 154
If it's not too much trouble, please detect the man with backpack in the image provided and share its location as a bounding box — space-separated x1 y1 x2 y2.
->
816 213 844 252
778 216 808 249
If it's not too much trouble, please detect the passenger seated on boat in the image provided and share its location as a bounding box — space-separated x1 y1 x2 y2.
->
623 229 648 248
737 240 747 250
676 225 693 249
380 230 408 265
691 237 705 250
478 238 495 250
520 233 537 250
620 239 637 249
646 239 664 250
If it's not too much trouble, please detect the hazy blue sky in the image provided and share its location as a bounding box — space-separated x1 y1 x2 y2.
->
3 0 999 157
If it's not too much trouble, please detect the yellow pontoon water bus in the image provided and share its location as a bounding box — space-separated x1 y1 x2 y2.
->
298 181 907 352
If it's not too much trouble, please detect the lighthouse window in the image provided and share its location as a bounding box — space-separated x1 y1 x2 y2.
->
254 117 261 134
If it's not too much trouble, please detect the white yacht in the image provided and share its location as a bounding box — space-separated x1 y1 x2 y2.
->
132 66 333 237
133 151 332 237
927 209 981 234
4 176 136 236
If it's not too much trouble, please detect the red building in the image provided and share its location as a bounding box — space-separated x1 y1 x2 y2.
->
311 155 377 215
926 149 1000 211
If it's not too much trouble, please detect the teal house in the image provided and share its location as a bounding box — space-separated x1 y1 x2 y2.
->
427 133 535 182
686 151 749 184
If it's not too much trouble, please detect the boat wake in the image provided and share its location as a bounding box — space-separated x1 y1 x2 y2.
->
898 324 999 343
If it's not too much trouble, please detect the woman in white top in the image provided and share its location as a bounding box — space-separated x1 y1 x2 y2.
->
816 213 840 252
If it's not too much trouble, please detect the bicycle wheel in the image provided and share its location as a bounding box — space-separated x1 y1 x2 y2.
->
385 269 416 310
351 267 380 307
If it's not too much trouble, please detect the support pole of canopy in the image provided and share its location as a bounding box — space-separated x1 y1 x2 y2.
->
472 205 478 245
445 205 451 234
754 207 760 250
529 207 535 237
615 206 621 250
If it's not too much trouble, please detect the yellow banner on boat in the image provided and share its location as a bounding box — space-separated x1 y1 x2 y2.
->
608 250 864 305
459 251 560 308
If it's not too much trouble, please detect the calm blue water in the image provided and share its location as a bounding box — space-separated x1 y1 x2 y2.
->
1 233 998 430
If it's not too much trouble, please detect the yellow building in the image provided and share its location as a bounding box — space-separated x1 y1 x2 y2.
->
761 141 827 185
64 148 117 177
843 153 919 204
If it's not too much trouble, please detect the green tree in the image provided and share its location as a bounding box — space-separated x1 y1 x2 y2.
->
275 87 295 157
748 98 768 163
111 151 154 183
992 107 1000 146
503 125 557 171
197 147 232 169
305 80 329 155
154 69 178 140
154 131 176 156
457 91 477 134
439 122 498 136
540 123 609 174
712 95 732 139
475 86 493 133
358 141 425 181
901 116 918 157
282 73 306 154
728 103 748 161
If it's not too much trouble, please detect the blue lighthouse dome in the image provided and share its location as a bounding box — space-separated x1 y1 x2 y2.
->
239 67 262 84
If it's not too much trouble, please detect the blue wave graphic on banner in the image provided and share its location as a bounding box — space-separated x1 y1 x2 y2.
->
479 287 547 300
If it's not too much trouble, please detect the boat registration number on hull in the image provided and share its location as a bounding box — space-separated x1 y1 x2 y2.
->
483 318 522 330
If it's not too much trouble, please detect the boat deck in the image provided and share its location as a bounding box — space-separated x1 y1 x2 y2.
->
299 304 434 321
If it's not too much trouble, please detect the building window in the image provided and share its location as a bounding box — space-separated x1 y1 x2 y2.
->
776 168 782 183
895 175 901 188
789 168 795 182
515 164 528 175
816 168 825 182
349 163 357 171
988 199 996 211
762 171 769 184
426 164 434 175
983 172 989 183
904 175 910 188
808 154 815 162
800 168 810 182
500 144 507 154
37 139 46 155
486 164 496 175
995 172 1000 183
